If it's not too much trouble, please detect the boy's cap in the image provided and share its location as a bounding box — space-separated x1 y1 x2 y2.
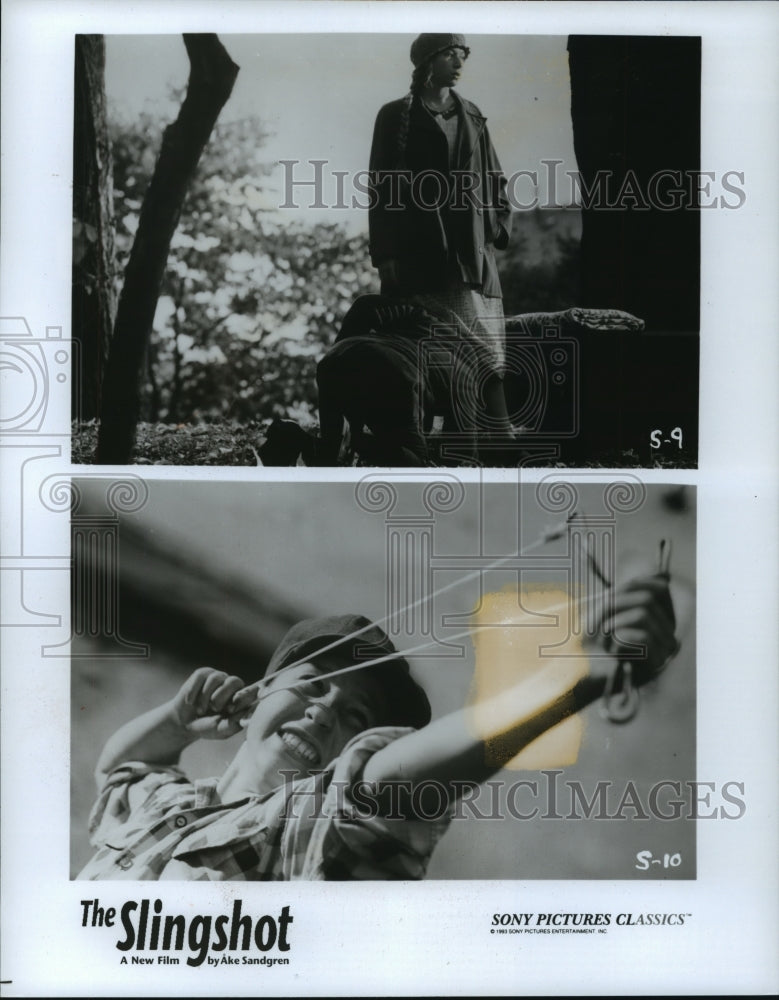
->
266 614 431 730
410 33 469 68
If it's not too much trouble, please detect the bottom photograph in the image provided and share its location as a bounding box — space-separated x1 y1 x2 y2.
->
70 476 697 881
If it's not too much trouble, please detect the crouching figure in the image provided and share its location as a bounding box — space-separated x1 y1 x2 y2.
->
316 295 501 466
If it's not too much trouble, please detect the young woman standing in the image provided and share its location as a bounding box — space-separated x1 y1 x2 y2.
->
369 33 515 441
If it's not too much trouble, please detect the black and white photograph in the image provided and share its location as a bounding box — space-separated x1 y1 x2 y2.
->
70 476 697 882
71 31 701 469
1 1 778 996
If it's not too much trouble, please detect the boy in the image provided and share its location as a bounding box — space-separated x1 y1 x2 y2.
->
79 575 678 881
316 295 492 466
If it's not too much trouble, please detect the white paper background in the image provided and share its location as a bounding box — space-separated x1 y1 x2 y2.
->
1 1 777 995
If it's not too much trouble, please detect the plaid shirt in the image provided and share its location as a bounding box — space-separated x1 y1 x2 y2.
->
78 728 450 881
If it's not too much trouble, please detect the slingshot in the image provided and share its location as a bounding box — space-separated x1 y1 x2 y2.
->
235 512 680 722
593 536 675 723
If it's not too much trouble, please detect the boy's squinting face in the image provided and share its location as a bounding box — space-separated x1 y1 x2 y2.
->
244 662 382 782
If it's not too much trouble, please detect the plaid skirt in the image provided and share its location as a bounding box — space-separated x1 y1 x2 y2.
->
410 280 506 375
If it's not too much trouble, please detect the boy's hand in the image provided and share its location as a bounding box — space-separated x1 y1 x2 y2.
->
590 574 679 686
170 668 256 740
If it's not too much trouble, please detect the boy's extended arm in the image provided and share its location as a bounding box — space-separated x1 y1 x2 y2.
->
363 661 601 791
363 575 678 795
95 668 253 784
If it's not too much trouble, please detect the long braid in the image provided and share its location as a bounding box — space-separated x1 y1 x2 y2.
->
395 93 413 169
396 62 433 168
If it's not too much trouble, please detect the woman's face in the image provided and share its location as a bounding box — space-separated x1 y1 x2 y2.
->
428 46 468 88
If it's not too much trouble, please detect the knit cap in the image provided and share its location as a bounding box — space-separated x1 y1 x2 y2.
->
410 34 469 68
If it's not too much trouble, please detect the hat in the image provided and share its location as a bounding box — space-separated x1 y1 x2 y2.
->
410 33 470 68
266 614 432 730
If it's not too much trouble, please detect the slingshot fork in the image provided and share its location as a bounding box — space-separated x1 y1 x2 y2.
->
587 537 673 724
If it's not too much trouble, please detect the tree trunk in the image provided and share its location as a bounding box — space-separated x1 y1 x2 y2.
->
96 34 239 463
567 35 701 332
168 285 184 423
72 35 116 421
147 340 161 422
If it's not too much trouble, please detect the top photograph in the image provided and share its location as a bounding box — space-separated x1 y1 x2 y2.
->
71 32 706 469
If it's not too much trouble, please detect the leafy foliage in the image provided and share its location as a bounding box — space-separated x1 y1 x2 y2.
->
107 105 581 433
110 109 378 427
498 208 581 316
72 419 264 466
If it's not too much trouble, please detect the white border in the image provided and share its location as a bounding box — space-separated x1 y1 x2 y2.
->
2 2 778 996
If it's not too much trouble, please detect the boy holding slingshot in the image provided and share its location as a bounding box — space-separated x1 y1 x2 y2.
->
79 551 678 881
